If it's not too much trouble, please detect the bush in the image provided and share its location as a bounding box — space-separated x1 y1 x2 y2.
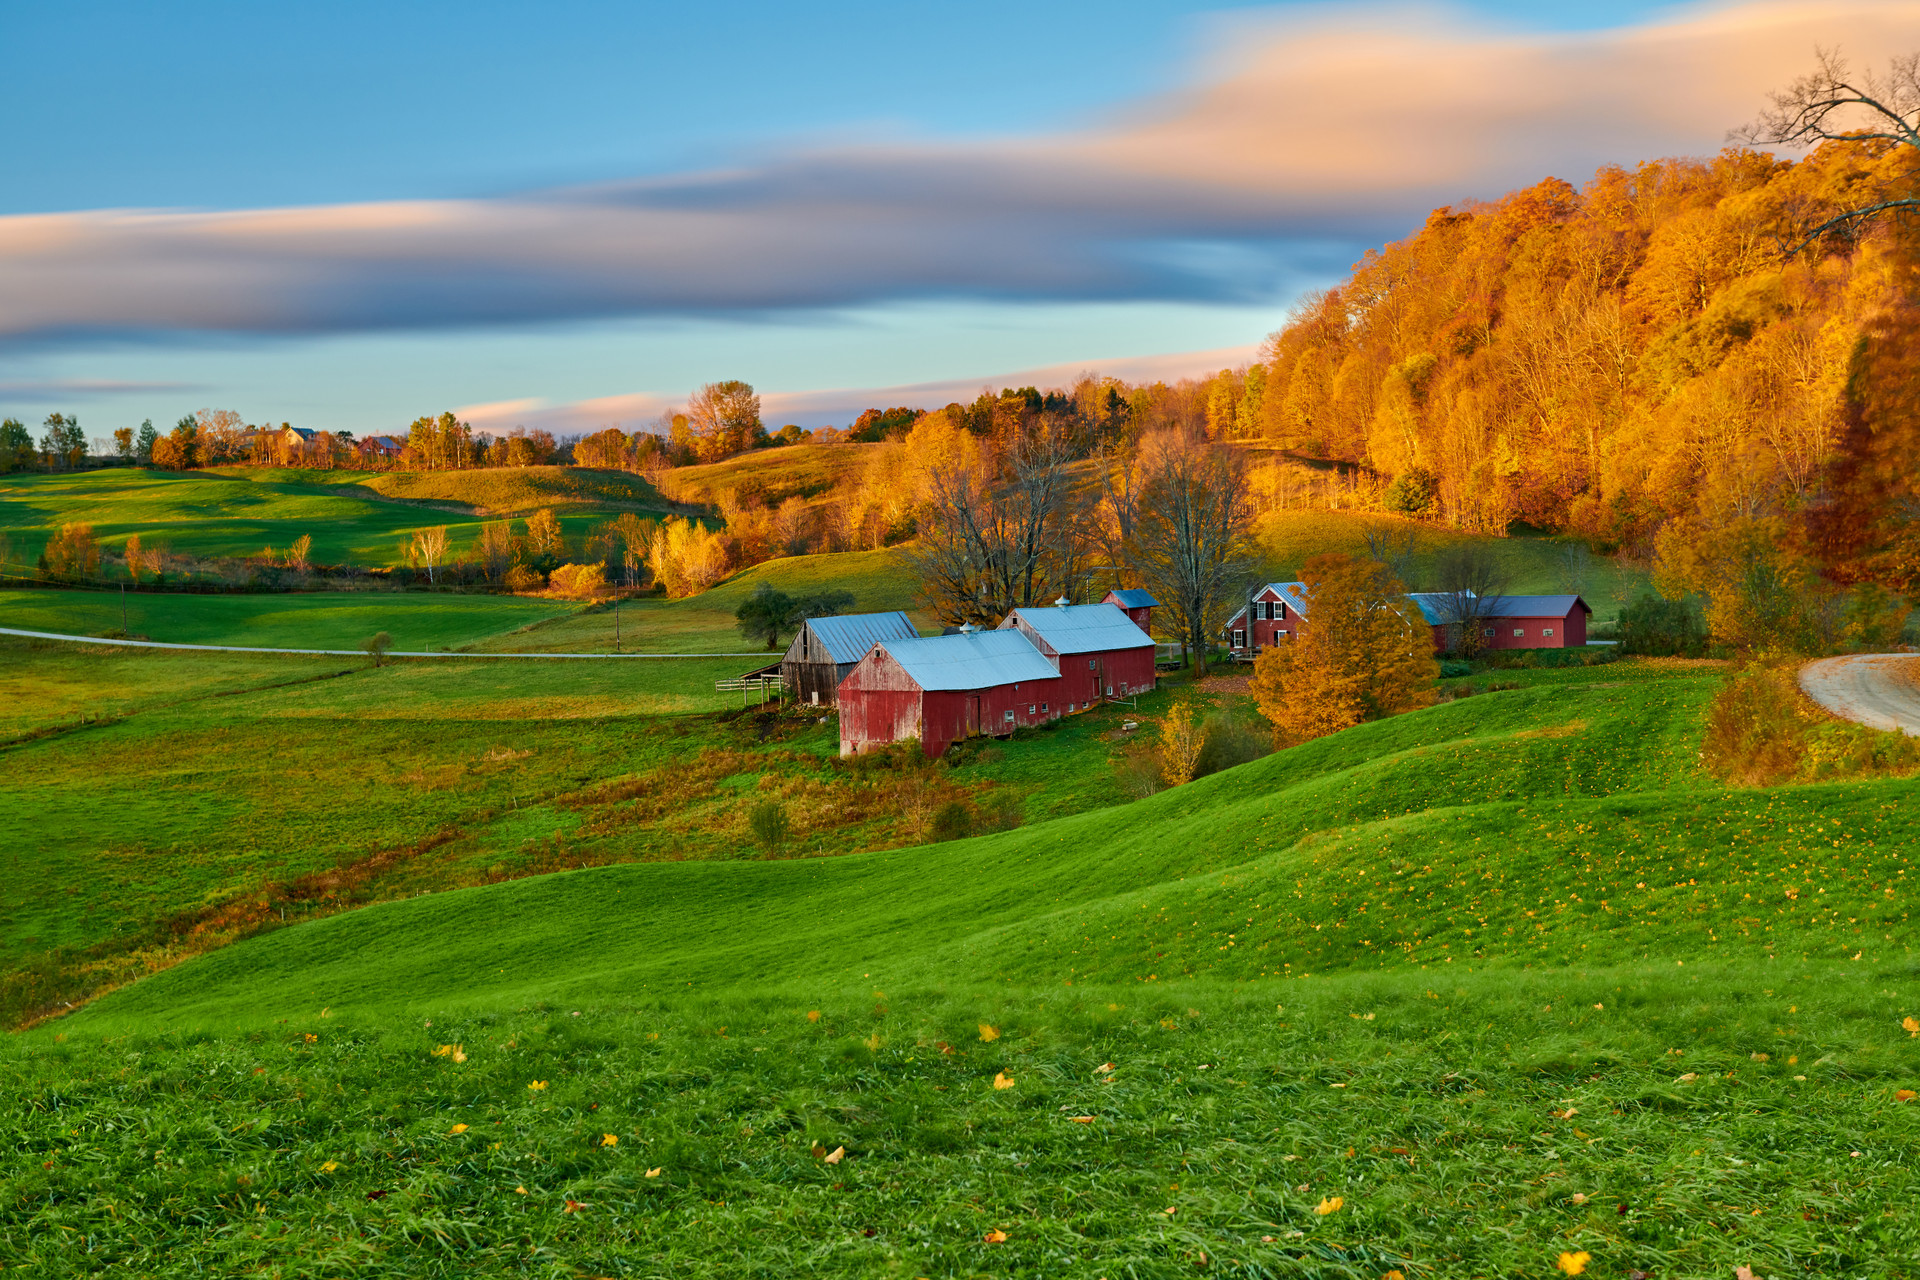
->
974 790 1024 833
747 800 791 855
549 563 608 599
1112 743 1166 799
930 802 973 843
1702 662 1920 785
1439 658 1474 679
504 565 546 593
1192 707 1271 779
1620 594 1708 656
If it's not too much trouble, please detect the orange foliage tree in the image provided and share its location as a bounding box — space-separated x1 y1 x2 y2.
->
1248 553 1436 745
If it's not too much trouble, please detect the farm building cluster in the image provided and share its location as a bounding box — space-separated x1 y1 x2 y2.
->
1223 585 1591 658
779 590 1160 758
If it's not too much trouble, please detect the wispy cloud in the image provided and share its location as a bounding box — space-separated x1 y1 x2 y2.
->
0 378 198 399
454 343 1265 434
2 1 1913 341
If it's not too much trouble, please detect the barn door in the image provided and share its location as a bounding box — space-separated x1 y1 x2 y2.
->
967 695 982 737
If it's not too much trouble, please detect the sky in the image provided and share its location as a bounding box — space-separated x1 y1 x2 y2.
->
2 0 1916 438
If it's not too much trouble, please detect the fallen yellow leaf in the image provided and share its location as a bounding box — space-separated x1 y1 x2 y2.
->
993 1072 1015 1090
1896 1089 1916 1102
451 1046 467 1063
448 1124 469 1135
600 1133 618 1147
645 1167 662 1178
563 1199 585 1214
513 1185 527 1195
1070 1116 1095 1123
528 1080 547 1091
432 1045 452 1058
863 1032 882 1051
320 1161 339 1173
979 1023 1000 1042
824 1146 845 1164
1905 1016 1920 1037
806 1010 821 1022
983 1229 1008 1243
1557 1252 1590 1276
1384 1272 1406 1280
303 1033 317 1043
1315 1196 1344 1215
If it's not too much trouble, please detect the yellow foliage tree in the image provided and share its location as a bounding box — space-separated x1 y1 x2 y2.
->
1157 700 1206 786
648 517 730 597
1249 553 1436 745
43 523 101 579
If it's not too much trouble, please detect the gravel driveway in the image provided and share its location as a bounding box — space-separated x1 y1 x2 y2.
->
1798 653 1920 736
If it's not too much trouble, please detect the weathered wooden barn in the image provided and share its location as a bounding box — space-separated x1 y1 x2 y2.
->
1101 588 1159 633
1223 582 1308 658
1406 594 1591 651
998 603 1157 708
837 629 1065 757
780 611 920 706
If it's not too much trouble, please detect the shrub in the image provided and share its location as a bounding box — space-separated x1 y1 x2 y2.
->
1112 743 1167 799
42 523 100 579
929 801 973 843
974 790 1024 833
1193 707 1272 779
360 631 394 668
1620 595 1708 656
504 565 546 593
548 563 608 599
747 800 791 855
1439 659 1474 678
1702 662 1920 785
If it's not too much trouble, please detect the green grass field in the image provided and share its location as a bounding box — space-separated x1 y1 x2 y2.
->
653 442 879 509
6 633 1916 1275
0 467 676 569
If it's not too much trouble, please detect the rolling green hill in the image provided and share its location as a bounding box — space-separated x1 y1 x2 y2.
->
7 648 1916 1275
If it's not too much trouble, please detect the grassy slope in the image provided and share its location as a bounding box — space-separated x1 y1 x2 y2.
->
9 657 1920 1276
0 588 573 650
0 467 673 568
653 442 879 508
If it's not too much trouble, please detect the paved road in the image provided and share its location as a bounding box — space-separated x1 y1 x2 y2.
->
0 626 765 659
1799 653 1920 736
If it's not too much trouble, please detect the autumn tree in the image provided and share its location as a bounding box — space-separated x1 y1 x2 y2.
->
1429 543 1512 657
152 417 198 470
1249 553 1436 745
1157 700 1206 786
43 523 101 578
288 534 313 573
112 427 134 460
1124 432 1253 676
649 517 730 597
40 414 85 470
687 380 763 461
524 509 565 565
409 526 449 584
361 631 394 668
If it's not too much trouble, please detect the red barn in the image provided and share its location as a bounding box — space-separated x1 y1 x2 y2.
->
1406 593 1591 651
837 630 1064 758
1100 588 1159 633
1223 581 1308 658
999 603 1157 707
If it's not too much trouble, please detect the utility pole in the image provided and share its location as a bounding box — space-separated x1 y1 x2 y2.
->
121 583 127 635
614 592 620 652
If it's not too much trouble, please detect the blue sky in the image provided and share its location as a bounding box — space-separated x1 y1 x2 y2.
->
0 0 1903 436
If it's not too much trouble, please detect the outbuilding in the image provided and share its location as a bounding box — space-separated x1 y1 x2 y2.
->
999 602 1157 708
1101 588 1159 633
837 629 1065 757
780 611 920 706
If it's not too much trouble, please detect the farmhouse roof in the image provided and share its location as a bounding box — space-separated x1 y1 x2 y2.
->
1227 582 1309 625
1105 588 1159 608
802 611 918 665
1000 603 1153 655
874 630 1061 691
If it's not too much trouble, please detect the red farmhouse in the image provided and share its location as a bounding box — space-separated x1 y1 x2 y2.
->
1223 582 1308 657
837 630 1064 758
999 602 1157 707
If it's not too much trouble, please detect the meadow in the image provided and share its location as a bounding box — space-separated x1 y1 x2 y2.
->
6 629 1917 1275
0 466 679 569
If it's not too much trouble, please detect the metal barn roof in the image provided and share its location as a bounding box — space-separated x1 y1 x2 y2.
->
1105 588 1159 608
1227 582 1309 625
1405 593 1590 622
799 611 919 665
1001 603 1154 655
876 630 1062 691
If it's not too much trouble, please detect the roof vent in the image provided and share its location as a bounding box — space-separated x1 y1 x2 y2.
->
1054 595 1071 607
958 622 977 634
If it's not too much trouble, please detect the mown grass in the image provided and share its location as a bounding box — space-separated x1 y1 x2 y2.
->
653 443 880 509
0 468 670 568
0 589 573 650
11 966 1917 1277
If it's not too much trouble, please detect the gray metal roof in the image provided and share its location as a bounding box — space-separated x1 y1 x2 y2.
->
1226 582 1308 626
798 611 919 664
875 630 1061 691
1406 593 1589 622
1001 603 1154 655
1105 588 1159 608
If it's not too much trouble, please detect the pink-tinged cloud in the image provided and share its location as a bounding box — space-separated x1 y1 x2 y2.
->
454 343 1265 435
1 1 1914 340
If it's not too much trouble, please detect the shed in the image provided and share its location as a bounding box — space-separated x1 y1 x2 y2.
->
999 602 1157 708
1101 588 1159 634
837 630 1064 757
1223 581 1308 657
780 611 920 706
1468 595 1591 650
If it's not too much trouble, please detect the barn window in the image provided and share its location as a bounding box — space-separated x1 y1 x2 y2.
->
1542 627 1554 637
1028 704 1036 714
1004 710 1015 724
1087 658 1096 670
1513 628 1525 638
1482 627 1495 638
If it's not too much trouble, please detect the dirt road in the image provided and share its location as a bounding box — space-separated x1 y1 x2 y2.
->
1798 653 1920 736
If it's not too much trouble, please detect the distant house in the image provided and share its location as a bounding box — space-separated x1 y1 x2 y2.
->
1101 588 1159 633
1406 594 1591 651
1223 582 1309 658
837 629 1065 757
356 435 405 462
998 601 1157 708
780 611 920 706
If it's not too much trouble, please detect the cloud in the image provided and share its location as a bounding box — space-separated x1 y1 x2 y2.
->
0 378 198 399
454 343 1264 434
2 1 1914 340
